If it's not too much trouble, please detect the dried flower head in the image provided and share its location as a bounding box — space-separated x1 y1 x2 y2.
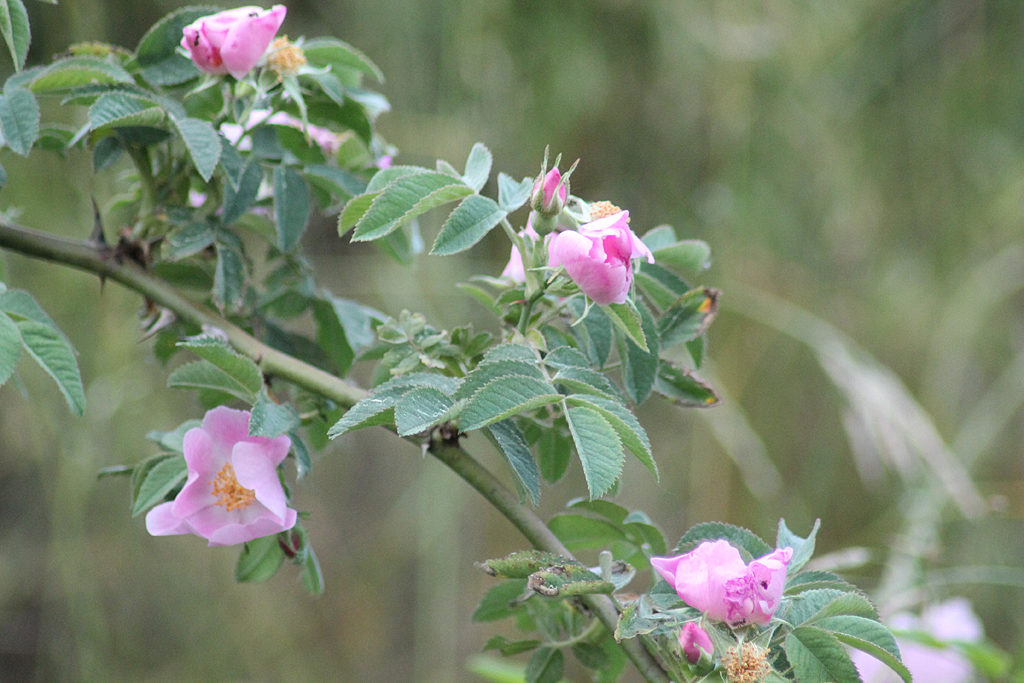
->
722 642 772 683
268 36 306 76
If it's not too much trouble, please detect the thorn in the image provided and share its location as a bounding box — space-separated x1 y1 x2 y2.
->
90 198 107 247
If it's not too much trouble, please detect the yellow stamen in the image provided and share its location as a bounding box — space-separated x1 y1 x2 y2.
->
210 463 256 511
268 37 306 76
589 201 625 221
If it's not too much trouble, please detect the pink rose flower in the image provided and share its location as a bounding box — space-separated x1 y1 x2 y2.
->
680 621 714 664
546 210 654 305
146 406 297 546
181 5 287 79
651 539 792 627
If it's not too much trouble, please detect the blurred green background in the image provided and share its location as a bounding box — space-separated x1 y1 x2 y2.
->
2 0 1023 680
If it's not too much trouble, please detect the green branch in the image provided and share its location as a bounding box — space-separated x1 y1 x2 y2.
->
0 218 669 683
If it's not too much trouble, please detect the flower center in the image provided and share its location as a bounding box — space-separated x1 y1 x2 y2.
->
268 37 306 76
589 201 625 221
210 463 256 510
722 642 771 683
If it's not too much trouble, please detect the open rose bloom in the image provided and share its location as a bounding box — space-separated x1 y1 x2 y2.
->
651 539 792 627
146 406 297 546
547 210 654 305
181 5 287 79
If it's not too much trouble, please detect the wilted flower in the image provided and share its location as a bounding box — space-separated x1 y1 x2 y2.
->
181 5 287 79
851 598 983 683
267 35 305 76
145 406 297 546
680 621 714 664
547 209 654 305
651 539 792 627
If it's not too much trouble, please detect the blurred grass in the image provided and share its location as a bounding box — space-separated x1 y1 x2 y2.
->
1 0 1023 680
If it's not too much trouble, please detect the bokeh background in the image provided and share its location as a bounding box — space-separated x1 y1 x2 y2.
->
1 1 1023 680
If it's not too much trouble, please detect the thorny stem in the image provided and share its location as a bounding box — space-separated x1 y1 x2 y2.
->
0 218 670 683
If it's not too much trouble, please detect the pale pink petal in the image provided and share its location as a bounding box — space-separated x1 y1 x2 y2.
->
232 440 291 521
145 501 195 536
202 406 252 456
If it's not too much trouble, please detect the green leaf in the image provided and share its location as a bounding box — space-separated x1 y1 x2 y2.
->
651 239 712 273
177 336 262 398
454 359 545 402
249 388 300 438
221 161 262 226
0 86 38 155
131 454 187 516
311 299 355 377
88 93 165 130
273 165 310 252
815 615 903 660
458 376 562 432
164 222 215 261
497 173 533 212
675 521 772 558
17 320 85 415
777 518 821 575
551 365 621 401
784 627 861 683
0 287 57 326
31 57 134 92
828 625 912 683
537 426 572 483
657 288 719 348
605 300 647 351
301 36 384 82
328 373 460 437
780 589 877 626
639 225 677 251
565 405 624 499
0 0 29 70
145 419 201 453
303 164 365 200
487 419 541 505
526 647 563 683
394 386 452 436
172 116 221 181
528 564 613 597
472 579 527 622
565 394 656 479
0 310 21 385
548 513 629 550
462 142 492 192
635 262 691 311
654 363 719 407
213 242 245 312
785 570 858 595
135 6 215 85
235 535 286 583
568 297 612 367
337 191 378 236
351 170 473 241
167 360 255 402
430 194 506 255
616 301 659 404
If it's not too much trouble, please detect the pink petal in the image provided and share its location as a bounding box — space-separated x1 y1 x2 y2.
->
145 501 194 536
232 440 291 521
220 5 287 79
202 406 252 456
